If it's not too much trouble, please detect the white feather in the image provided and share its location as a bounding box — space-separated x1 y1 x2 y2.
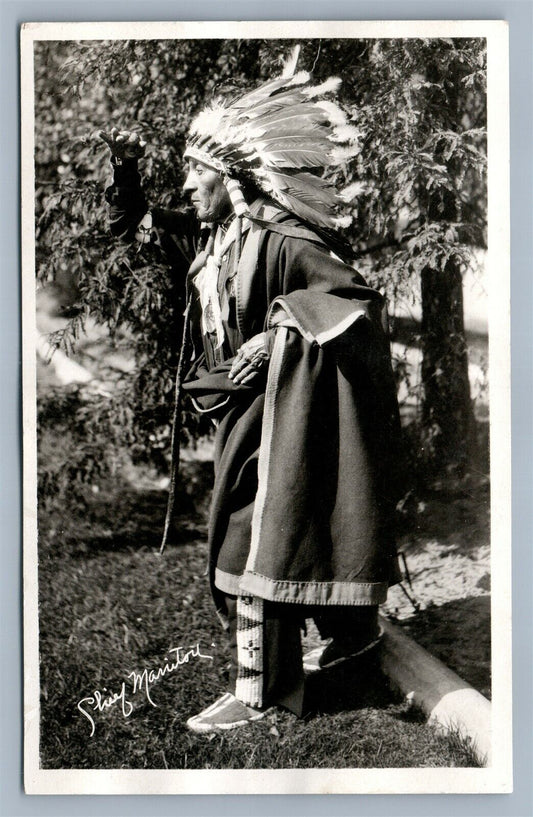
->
338 181 366 202
303 77 342 97
333 214 353 229
330 144 360 163
190 104 226 137
281 45 301 78
287 70 310 87
315 100 347 127
329 124 362 145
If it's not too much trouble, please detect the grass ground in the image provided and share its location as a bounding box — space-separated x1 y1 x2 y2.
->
36 291 487 769
38 462 481 770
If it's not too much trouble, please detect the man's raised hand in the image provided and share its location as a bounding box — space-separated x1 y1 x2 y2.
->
99 127 147 160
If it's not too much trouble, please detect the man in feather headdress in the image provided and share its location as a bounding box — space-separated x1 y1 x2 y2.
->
100 47 402 732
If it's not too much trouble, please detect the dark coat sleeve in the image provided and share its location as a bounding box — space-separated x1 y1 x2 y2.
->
104 157 200 269
104 157 148 241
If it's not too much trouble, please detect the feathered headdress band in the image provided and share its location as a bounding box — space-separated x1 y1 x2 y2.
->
183 46 361 231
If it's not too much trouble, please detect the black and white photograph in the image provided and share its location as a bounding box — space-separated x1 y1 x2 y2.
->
22 20 511 794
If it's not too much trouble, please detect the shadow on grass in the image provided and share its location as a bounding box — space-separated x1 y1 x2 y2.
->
398 596 491 699
304 651 401 717
75 489 207 553
39 460 214 558
396 471 490 561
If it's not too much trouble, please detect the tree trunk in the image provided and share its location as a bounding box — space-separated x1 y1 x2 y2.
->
420 260 476 473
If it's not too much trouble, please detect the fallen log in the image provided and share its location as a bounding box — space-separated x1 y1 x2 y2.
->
379 615 491 766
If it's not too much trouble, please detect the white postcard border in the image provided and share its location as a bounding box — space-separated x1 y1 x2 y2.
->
21 18 512 795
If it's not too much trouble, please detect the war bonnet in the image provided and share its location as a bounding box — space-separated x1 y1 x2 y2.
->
183 46 361 231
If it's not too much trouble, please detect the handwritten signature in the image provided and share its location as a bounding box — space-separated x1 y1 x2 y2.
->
77 643 213 736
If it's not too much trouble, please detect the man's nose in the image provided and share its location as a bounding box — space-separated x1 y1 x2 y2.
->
182 172 196 194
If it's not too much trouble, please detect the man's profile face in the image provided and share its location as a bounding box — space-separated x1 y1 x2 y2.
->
183 160 233 223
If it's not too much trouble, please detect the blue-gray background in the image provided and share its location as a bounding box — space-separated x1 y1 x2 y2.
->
1 1 531 815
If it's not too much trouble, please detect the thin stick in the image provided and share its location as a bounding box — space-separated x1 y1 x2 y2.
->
160 293 193 554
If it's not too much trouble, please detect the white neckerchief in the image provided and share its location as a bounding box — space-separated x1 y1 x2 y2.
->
193 219 240 349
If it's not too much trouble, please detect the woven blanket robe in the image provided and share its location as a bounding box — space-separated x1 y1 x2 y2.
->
182 207 402 619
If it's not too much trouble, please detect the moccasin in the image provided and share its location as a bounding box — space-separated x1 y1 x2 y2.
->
186 692 271 733
302 625 384 674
